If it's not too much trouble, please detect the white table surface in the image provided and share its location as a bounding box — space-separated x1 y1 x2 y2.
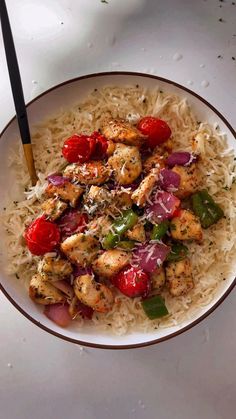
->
0 1 236 418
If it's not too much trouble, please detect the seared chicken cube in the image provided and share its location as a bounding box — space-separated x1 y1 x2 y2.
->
131 168 159 207
166 258 194 297
41 198 67 221
46 182 84 207
143 151 165 173
172 163 202 198
102 118 145 147
38 256 73 281
84 186 112 214
150 267 166 292
74 274 114 313
108 143 142 185
92 249 130 278
114 190 133 208
125 223 146 242
87 215 112 239
106 140 116 156
29 274 66 305
63 161 110 185
106 189 133 216
61 233 100 266
170 209 203 241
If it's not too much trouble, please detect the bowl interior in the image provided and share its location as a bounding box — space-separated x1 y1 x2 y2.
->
0 72 235 348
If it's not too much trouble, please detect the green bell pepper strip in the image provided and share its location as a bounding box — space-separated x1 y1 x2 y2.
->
151 221 169 241
103 209 138 249
117 240 136 250
166 242 188 262
191 190 224 229
142 295 169 319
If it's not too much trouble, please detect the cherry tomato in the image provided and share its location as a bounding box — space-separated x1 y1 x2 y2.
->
24 216 60 255
90 131 108 160
172 208 182 218
57 210 88 240
138 116 172 148
112 265 150 298
62 134 95 163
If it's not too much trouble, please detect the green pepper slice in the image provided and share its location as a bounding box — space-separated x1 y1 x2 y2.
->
151 221 169 241
142 295 169 319
117 240 136 250
103 209 138 249
191 190 224 229
166 242 188 262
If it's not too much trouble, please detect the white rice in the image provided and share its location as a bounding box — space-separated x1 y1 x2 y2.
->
1 85 236 335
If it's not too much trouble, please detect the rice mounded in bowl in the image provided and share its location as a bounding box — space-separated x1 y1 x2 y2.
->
2 85 236 335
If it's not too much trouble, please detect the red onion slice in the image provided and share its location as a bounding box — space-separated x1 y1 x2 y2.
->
47 174 69 186
132 242 170 273
44 303 71 327
73 265 93 278
53 280 74 299
159 168 180 192
167 152 197 168
57 210 88 239
146 190 180 223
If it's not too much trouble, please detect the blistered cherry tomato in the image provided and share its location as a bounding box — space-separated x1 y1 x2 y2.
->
138 116 172 148
90 131 108 159
62 134 95 163
112 265 150 298
24 216 60 255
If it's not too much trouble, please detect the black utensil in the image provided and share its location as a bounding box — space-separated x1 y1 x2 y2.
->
0 0 38 185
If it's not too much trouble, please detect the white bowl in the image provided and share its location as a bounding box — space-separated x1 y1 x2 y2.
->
0 72 235 349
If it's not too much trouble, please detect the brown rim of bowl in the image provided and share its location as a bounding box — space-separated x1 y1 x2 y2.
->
0 71 236 350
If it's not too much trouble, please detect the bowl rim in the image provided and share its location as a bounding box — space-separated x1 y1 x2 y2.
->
0 71 235 350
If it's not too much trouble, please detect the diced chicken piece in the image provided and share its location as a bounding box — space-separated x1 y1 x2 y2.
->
63 161 110 185
29 274 66 305
131 168 159 207
102 118 145 146
108 143 142 185
172 163 202 198
106 190 133 216
150 267 166 292
41 198 67 221
170 209 203 241
61 233 100 266
83 186 112 214
38 256 73 281
114 190 133 208
87 216 112 239
92 249 130 278
165 258 194 297
125 223 146 242
106 140 116 156
46 182 84 207
74 274 114 313
143 151 165 173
